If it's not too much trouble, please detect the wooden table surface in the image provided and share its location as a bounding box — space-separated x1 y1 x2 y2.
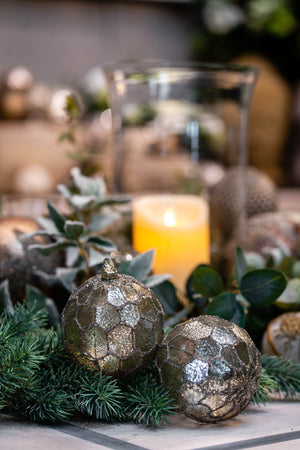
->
1 400 300 450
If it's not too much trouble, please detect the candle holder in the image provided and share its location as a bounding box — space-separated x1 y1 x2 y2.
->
105 61 258 275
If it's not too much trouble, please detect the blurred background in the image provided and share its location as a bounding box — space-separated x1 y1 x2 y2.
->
0 0 300 197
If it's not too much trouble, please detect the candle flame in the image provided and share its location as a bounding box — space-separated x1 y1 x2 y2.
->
164 209 176 227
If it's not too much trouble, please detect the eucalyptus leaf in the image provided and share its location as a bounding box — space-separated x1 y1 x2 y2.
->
69 194 96 210
144 273 172 288
95 197 131 207
192 265 224 298
34 270 62 289
88 247 107 267
275 278 300 310
26 284 60 327
88 213 119 232
0 279 14 314
205 292 238 321
26 284 47 309
66 246 80 267
118 258 132 275
57 184 72 201
47 201 66 233
119 250 154 281
37 216 60 235
56 267 80 292
235 247 247 285
29 240 75 256
64 220 85 240
240 268 287 308
20 230 52 241
229 302 246 327
87 236 116 251
186 272 207 312
152 280 177 316
71 167 106 197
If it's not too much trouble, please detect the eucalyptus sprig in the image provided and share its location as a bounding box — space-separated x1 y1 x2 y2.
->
187 247 287 330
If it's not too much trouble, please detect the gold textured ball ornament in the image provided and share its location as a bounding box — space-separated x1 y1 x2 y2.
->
156 315 261 423
61 259 164 377
210 166 277 240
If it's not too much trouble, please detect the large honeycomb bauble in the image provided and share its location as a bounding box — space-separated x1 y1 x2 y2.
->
61 258 164 377
156 315 261 423
0 216 63 303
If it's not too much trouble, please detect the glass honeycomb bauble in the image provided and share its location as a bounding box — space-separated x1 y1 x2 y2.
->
156 315 261 423
61 258 164 377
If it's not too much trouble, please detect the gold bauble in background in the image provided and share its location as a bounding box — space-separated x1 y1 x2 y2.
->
61 258 164 377
156 315 261 423
210 166 278 241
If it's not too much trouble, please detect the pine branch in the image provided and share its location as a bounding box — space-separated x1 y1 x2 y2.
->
252 368 278 405
261 354 300 399
71 370 125 421
16 384 74 423
123 374 176 427
0 302 48 344
0 335 46 391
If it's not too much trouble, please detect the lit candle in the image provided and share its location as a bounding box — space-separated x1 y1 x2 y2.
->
132 194 210 290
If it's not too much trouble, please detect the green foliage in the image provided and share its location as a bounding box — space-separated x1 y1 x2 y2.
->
27 200 116 289
119 249 171 288
205 292 239 320
58 167 129 219
192 265 224 298
188 248 288 331
252 368 278 405
253 355 300 405
240 269 287 307
0 301 175 426
71 370 124 421
260 354 300 399
119 250 176 315
123 374 176 427
0 299 299 425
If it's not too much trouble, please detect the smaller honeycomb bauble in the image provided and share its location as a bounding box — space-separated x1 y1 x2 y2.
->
61 258 164 377
156 315 261 423
210 167 277 240
0 216 63 302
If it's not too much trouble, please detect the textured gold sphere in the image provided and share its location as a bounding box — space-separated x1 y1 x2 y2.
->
61 259 164 377
156 315 261 423
210 167 277 240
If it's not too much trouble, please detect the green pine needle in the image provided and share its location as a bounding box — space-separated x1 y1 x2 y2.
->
261 354 300 398
252 368 279 405
124 374 176 427
72 371 124 421
1 302 299 426
18 386 74 423
0 302 48 344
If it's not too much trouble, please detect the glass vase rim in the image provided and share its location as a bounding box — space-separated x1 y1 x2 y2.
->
103 59 259 76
